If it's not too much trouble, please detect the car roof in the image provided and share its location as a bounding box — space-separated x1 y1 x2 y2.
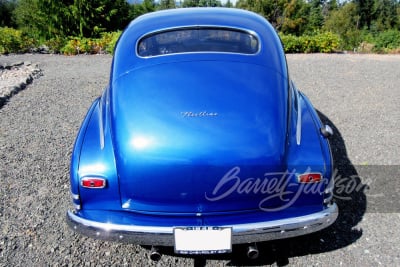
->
127 8 271 36
112 8 287 82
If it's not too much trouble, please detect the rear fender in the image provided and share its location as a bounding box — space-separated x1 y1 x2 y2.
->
70 89 120 210
284 82 333 207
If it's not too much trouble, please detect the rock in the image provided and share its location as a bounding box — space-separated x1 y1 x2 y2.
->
0 62 42 108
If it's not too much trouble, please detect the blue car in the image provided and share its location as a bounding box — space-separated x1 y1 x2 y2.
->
67 7 338 260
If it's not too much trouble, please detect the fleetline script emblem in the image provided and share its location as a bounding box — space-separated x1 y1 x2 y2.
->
181 111 218 117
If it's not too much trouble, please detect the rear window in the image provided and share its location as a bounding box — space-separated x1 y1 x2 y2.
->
137 27 259 57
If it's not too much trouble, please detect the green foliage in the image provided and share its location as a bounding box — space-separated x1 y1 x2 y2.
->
158 0 176 10
13 0 47 40
311 32 341 53
372 30 400 52
355 0 399 30
371 0 398 31
100 31 122 54
279 32 341 53
2 0 400 54
129 0 155 20
59 31 121 55
12 0 129 40
0 0 17 27
323 3 362 50
44 37 68 53
0 27 35 54
61 38 92 55
236 0 286 29
279 34 302 52
238 0 324 35
182 0 222 7
280 0 309 35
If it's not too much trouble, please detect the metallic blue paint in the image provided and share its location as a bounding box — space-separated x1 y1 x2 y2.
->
68 7 337 248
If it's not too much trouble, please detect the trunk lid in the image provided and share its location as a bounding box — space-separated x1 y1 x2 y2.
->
111 60 288 213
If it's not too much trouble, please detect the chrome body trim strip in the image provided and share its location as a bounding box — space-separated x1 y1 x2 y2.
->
70 192 80 200
135 25 262 58
295 83 302 145
66 203 338 246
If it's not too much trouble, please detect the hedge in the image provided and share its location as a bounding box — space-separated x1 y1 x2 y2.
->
279 32 341 53
2 27 400 55
0 28 121 55
0 27 35 54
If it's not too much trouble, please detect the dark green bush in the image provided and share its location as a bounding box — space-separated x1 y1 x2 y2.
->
373 30 400 52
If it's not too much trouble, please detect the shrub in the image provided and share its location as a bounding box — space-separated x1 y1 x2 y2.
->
373 30 400 53
0 27 35 54
59 32 121 55
313 32 341 53
279 32 341 53
357 42 375 53
106 31 122 54
279 34 302 53
45 37 68 54
61 38 91 55
103 31 121 54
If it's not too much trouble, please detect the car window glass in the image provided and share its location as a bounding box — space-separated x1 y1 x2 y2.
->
137 27 259 57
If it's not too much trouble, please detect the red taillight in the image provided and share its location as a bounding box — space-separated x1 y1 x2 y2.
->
81 177 106 188
298 173 322 183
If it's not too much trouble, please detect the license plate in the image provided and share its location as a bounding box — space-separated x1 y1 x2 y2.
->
174 226 232 254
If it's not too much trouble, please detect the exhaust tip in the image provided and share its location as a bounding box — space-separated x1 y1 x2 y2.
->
247 244 259 260
150 246 162 261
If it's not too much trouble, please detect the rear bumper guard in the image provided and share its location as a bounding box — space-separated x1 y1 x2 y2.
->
66 203 338 246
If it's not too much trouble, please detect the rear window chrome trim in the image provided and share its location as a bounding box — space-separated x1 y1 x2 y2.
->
135 25 261 58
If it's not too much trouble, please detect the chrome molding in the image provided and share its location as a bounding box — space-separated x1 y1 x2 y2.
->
67 203 338 246
70 191 80 200
295 83 302 145
98 98 105 150
135 25 262 59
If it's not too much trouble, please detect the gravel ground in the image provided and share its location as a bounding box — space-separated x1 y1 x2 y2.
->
0 53 399 266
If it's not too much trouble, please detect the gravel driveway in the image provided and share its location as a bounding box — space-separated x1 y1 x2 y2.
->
1 54 399 266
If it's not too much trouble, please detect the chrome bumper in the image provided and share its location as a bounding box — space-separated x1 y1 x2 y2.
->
66 203 338 246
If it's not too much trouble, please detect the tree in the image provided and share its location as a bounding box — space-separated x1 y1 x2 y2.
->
14 0 130 39
236 0 286 29
37 0 74 38
129 0 155 20
0 0 16 27
371 0 398 31
198 0 222 6
182 0 200 6
354 0 374 29
279 0 309 35
158 0 176 10
306 0 324 33
68 0 130 37
142 0 156 13
224 0 233 7
13 0 50 39
324 2 361 49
